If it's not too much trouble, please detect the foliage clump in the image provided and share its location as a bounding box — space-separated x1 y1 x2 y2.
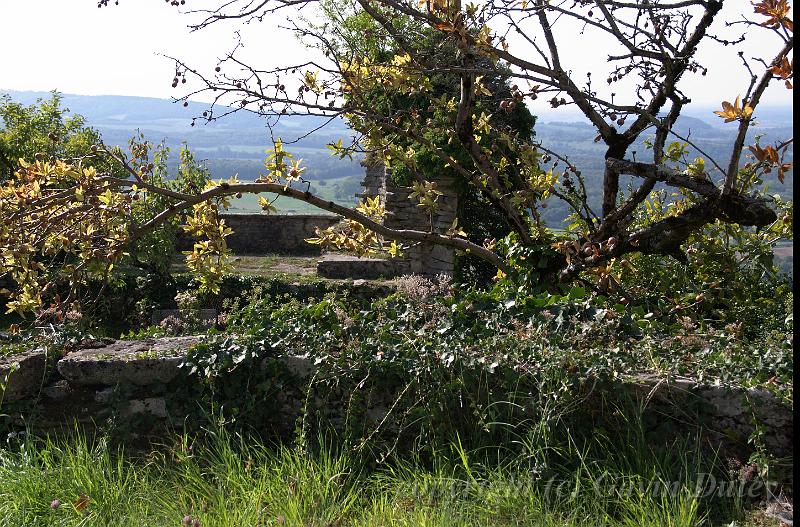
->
0 93 107 181
180 284 792 456
0 101 217 316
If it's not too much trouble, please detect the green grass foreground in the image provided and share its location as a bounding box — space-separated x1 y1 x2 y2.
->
0 426 779 527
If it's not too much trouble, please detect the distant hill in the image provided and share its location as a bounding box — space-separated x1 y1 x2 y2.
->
1 90 363 186
1 90 793 219
1 90 347 136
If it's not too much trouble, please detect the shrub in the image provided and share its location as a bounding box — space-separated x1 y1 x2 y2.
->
181 286 792 457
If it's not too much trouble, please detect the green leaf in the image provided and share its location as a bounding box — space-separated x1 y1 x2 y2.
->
568 286 586 300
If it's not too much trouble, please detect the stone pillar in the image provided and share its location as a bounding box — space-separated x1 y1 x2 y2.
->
356 158 386 203
359 159 458 278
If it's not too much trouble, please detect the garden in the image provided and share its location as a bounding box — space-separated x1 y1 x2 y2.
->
0 0 795 525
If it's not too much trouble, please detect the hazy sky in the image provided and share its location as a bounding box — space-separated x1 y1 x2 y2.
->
1 1 793 112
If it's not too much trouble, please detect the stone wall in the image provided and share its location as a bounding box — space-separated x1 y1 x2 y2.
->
357 158 386 203
177 214 340 255
1 336 793 459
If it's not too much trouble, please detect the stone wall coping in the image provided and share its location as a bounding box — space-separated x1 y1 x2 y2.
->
57 336 203 386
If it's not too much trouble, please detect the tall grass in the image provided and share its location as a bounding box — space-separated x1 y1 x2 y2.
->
0 418 764 527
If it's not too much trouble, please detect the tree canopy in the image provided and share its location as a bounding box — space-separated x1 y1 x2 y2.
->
0 0 794 313
319 2 538 283
0 93 105 181
0 98 211 313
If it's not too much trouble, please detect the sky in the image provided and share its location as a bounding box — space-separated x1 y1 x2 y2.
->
0 1 793 113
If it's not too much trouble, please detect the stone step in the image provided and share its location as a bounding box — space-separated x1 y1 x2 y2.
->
316 254 397 279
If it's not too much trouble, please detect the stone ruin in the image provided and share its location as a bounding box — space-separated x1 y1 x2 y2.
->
173 158 461 280
0 335 793 458
317 159 459 279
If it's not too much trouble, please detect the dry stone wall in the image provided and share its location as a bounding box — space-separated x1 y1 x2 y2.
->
1 336 793 458
177 214 340 255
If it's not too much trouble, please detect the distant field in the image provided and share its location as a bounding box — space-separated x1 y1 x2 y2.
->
224 175 359 214
773 242 793 277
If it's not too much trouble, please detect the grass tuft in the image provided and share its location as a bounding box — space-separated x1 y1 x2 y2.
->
0 420 775 527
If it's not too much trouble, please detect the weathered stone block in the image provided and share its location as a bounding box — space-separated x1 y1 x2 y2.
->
124 397 168 419
0 350 48 402
58 336 202 386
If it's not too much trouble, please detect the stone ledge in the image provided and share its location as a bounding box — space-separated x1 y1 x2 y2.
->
57 336 202 386
6 337 792 458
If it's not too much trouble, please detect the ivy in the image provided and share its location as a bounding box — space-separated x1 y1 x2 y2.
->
179 286 793 454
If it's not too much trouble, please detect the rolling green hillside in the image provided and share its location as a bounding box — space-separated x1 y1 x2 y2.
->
225 175 359 214
1 90 792 220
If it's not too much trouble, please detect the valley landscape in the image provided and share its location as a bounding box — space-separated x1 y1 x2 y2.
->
4 89 792 272
3 90 793 218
